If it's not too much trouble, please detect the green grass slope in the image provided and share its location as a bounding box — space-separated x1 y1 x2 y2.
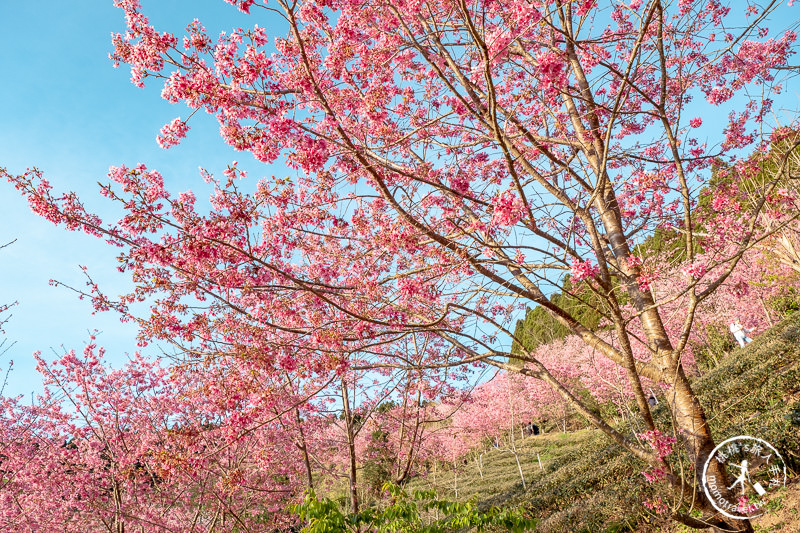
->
410 314 800 532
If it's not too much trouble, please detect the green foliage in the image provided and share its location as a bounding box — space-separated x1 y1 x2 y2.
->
437 314 800 532
511 279 604 359
363 429 394 494
632 227 691 265
573 387 606 420
768 287 800 319
786 401 800 427
376 401 397 413
510 229 686 361
362 401 402 494
291 483 537 533
691 321 737 371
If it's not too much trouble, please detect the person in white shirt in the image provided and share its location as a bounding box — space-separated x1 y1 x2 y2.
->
729 319 753 348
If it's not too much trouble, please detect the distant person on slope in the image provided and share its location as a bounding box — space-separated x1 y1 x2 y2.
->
729 319 753 348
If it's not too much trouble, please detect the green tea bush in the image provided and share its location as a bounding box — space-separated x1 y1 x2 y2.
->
291 483 537 533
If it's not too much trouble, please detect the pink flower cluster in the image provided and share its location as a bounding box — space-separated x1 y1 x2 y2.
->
625 255 643 269
681 260 708 280
486 27 512 65
641 465 668 484
224 0 256 14
737 495 758 514
290 137 329 174
636 266 661 291
535 51 567 94
710 194 740 212
490 190 526 227
570 258 599 282
643 498 669 514
638 429 677 458
156 118 189 149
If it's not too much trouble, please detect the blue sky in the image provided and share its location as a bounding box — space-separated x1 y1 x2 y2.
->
0 1 287 397
0 1 798 399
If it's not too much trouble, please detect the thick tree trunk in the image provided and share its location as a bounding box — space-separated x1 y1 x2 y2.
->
626 300 749 528
665 366 750 530
601 210 752 532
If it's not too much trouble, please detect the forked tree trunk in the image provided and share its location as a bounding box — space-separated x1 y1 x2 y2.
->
631 296 750 529
602 209 752 532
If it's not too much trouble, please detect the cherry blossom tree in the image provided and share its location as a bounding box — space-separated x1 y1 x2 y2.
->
695 131 800 324
0 341 308 532
304 337 462 512
5 0 800 530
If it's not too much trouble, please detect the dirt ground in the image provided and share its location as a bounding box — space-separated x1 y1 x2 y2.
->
750 479 800 533
652 479 800 533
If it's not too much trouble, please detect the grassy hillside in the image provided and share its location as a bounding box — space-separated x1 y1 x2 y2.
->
408 313 800 532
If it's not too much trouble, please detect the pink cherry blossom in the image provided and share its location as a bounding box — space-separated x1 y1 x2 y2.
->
570 258 600 282
156 117 189 148
3 2 797 529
